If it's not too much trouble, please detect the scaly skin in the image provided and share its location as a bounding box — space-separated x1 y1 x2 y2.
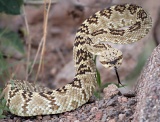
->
3 4 152 116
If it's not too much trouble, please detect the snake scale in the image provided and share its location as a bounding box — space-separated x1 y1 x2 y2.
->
3 4 152 116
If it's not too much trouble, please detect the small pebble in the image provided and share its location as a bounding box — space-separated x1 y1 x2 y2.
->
123 91 136 97
7 119 12 122
127 99 137 106
125 109 133 117
118 96 128 103
101 114 107 122
107 99 117 106
67 115 75 120
51 118 59 122
34 120 40 122
42 115 51 120
36 115 42 120
90 107 98 112
16 119 21 122
119 114 126 121
86 114 95 121
95 111 103 120
24 120 33 122
108 118 116 122
74 120 80 122
121 97 128 102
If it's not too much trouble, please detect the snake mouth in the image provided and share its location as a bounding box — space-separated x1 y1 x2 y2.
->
106 55 123 65
100 57 122 68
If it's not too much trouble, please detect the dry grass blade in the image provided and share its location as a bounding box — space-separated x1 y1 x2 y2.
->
28 39 43 77
34 0 51 83
22 5 32 81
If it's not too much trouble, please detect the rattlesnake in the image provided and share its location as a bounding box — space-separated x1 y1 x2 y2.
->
3 4 152 116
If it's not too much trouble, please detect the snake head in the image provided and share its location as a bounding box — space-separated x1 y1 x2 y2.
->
99 48 123 68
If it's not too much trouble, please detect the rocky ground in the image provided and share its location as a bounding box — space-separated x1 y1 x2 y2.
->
1 84 137 122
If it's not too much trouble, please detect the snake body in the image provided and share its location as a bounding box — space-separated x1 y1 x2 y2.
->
3 4 152 116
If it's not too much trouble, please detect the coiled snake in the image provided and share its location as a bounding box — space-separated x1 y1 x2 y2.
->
3 4 152 116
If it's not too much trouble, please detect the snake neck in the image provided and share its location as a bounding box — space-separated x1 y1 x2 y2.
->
70 35 97 107
73 34 97 75
72 34 97 95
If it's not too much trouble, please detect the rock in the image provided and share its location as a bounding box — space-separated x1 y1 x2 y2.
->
134 45 160 121
103 84 120 99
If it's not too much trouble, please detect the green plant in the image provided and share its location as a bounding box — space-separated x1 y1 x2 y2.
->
0 0 24 118
0 0 24 81
0 27 25 82
0 88 9 119
93 56 102 99
94 55 125 99
0 0 23 15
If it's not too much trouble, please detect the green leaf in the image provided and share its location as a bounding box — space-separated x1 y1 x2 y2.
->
0 28 24 53
0 114 6 119
0 52 8 75
0 0 23 15
94 91 101 99
94 56 102 87
0 88 9 119
0 109 3 115
1 99 6 106
96 68 102 88
0 105 3 109
4 106 9 111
